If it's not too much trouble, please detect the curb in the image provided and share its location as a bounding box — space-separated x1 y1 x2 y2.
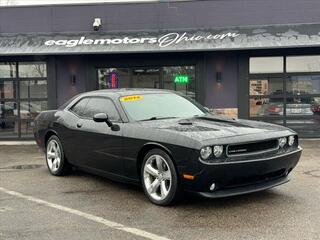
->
0 141 36 146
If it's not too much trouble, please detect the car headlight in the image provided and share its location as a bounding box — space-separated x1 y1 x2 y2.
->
288 135 295 146
279 137 287 148
200 146 212 160
213 145 223 157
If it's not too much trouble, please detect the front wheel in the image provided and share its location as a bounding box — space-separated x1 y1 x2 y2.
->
46 135 70 176
141 149 181 206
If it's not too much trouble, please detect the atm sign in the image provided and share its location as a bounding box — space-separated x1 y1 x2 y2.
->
173 75 189 84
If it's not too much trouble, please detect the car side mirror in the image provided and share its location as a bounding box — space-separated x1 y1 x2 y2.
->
93 113 120 131
93 113 109 123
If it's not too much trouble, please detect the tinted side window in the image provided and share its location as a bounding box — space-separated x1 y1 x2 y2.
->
69 98 89 117
83 97 120 121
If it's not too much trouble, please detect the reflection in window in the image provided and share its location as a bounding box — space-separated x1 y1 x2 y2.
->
287 75 320 95
163 66 196 99
83 98 120 121
132 68 160 89
286 96 316 116
250 98 283 117
19 62 47 78
249 78 283 96
20 80 47 99
0 63 16 78
311 97 320 115
287 56 320 73
98 68 130 89
0 80 15 99
20 101 48 136
70 98 89 117
0 61 47 138
0 101 18 138
249 57 283 74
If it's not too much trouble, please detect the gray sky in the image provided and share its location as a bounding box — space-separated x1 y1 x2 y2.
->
0 0 162 6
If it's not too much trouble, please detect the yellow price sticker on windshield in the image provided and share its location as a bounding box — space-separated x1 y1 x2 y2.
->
120 95 143 102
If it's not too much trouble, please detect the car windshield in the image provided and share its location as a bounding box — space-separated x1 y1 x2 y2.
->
120 93 206 121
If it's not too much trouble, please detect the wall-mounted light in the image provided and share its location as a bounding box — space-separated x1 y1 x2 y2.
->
216 71 222 83
71 74 76 86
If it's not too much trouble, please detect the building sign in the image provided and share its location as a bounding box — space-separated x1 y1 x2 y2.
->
2 23 320 55
174 75 189 84
44 32 239 48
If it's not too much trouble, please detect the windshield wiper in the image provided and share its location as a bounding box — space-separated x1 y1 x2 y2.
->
139 116 178 122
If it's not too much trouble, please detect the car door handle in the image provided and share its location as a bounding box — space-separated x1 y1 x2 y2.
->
76 122 82 128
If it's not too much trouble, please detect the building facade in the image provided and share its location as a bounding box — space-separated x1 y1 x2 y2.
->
0 0 320 139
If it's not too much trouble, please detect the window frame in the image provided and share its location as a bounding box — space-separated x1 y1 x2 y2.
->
96 64 197 100
68 96 123 123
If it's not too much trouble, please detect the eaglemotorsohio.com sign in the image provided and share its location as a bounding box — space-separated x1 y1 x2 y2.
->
2 24 320 55
44 32 240 48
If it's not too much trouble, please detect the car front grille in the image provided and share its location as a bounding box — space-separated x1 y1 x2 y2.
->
226 139 279 157
224 168 287 189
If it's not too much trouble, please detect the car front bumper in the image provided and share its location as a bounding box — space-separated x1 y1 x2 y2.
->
181 147 302 198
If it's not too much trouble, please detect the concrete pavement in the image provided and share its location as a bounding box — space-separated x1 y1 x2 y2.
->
0 140 319 240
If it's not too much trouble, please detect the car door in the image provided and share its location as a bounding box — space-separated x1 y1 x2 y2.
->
60 97 90 167
76 97 124 175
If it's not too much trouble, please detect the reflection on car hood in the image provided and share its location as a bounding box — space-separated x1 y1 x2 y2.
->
138 114 292 143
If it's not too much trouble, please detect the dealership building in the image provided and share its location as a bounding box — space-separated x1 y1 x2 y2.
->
0 0 320 139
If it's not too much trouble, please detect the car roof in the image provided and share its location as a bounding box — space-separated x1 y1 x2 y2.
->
83 88 176 97
61 88 180 110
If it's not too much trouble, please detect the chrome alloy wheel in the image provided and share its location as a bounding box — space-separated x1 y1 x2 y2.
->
46 140 62 172
143 154 172 201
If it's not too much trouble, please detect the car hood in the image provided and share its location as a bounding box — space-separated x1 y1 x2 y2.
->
137 114 294 146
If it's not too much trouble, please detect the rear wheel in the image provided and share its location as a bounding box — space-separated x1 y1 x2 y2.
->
46 135 70 176
141 149 181 206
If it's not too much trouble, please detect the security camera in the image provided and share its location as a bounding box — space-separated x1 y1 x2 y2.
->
93 18 102 31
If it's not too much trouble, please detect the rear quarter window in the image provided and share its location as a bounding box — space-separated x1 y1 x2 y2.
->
69 98 89 117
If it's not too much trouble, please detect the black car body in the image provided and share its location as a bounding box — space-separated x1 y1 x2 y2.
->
34 89 302 205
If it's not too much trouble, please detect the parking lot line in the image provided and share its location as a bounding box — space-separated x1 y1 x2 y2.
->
0 187 171 240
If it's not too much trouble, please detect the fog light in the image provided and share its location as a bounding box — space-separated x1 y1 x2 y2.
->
200 146 212 160
210 183 216 191
288 135 295 146
213 145 223 157
279 137 287 148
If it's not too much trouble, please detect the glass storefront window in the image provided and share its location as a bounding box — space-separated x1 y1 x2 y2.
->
0 61 47 139
132 68 160 89
98 68 130 89
97 66 196 99
18 62 47 78
0 62 16 78
250 98 284 117
249 78 283 96
286 96 318 116
163 66 196 99
249 57 284 74
287 75 320 95
287 56 320 73
0 101 18 138
0 80 15 99
20 80 48 99
20 101 48 136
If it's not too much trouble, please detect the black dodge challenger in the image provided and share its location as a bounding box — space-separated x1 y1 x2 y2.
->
34 89 302 205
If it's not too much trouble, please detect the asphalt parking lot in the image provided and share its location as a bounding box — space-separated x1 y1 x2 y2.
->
0 140 319 240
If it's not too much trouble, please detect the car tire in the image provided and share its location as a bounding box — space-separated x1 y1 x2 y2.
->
141 149 181 206
45 135 71 176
